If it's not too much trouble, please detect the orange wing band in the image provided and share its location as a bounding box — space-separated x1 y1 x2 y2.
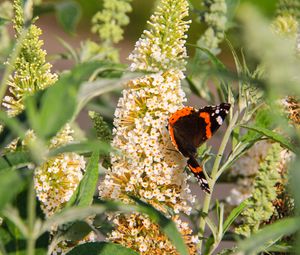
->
168 107 194 125
199 112 212 139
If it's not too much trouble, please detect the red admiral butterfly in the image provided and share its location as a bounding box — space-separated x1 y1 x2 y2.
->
168 103 231 193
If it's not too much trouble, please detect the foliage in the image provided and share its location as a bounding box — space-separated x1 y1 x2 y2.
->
0 0 299 255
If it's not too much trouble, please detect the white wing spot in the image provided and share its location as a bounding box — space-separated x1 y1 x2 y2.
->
216 116 223 125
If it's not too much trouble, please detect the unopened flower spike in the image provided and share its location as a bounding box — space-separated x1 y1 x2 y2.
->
88 0 132 62
128 0 191 72
272 0 299 37
235 143 282 237
89 111 112 168
197 0 228 53
2 0 57 117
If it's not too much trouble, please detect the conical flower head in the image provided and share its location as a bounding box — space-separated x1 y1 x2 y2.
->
128 0 190 72
2 0 57 117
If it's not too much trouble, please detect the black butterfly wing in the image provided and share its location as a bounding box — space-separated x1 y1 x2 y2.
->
169 103 230 158
198 103 231 135
171 111 207 158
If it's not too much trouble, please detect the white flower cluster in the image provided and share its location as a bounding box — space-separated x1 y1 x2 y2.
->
99 0 199 253
99 70 195 214
128 0 190 72
34 124 86 217
34 153 85 216
109 213 198 255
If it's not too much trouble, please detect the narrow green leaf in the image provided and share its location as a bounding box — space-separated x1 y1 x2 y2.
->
0 156 10 170
75 151 99 207
57 37 79 63
185 76 201 97
241 125 296 152
48 141 110 158
77 72 142 113
223 201 247 235
0 17 10 26
55 1 81 34
27 61 104 139
0 151 32 172
41 199 188 255
205 217 218 240
38 81 77 139
266 244 294 253
238 217 300 254
0 111 27 140
66 242 139 255
190 44 227 71
59 221 93 243
0 170 24 211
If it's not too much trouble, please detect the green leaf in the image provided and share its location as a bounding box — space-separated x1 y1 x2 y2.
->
41 199 188 255
223 201 247 235
77 72 142 114
66 242 139 255
130 196 189 255
55 1 81 34
266 244 294 253
37 81 77 139
48 141 110 158
185 76 201 97
40 205 111 235
0 111 27 140
61 221 93 242
238 217 300 254
189 44 232 101
25 61 104 139
0 151 32 172
0 169 24 212
240 125 296 152
48 221 93 253
191 44 227 71
0 17 10 26
73 150 99 207
57 37 79 62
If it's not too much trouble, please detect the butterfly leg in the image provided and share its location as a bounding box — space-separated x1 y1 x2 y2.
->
187 156 210 194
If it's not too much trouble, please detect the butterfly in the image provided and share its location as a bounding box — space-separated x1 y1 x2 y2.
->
168 103 231 193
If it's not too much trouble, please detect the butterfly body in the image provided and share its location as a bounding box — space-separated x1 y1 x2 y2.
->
168 103 231 193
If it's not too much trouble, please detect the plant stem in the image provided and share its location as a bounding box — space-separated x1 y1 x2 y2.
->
198 111 238 253
27 178 36 255
0 236 8 255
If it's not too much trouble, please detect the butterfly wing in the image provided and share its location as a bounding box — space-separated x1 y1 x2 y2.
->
187 156 210 193
168 103 230 194
168 108 207 158
198 103 231 137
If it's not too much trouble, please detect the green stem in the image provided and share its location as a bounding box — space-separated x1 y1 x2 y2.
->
198 111 239 253
0 235 8 255
26 178 36 255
